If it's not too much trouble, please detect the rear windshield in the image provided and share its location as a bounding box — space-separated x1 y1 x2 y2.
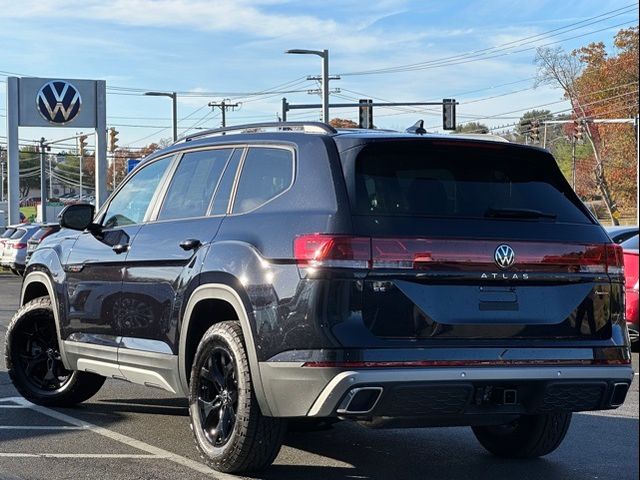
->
1 228 16 238
9 228 27 239
621 234 639 250
351 141 591 224
30 227 51 242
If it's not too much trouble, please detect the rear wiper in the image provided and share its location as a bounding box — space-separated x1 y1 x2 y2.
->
484 208 557 220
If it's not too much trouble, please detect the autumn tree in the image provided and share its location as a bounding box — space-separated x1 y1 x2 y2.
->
108 143 160 191
535 26 639 224
329 118 358 128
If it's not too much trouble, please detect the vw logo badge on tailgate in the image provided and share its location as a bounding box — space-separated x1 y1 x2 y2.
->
494 244 515 269
36 80 81 124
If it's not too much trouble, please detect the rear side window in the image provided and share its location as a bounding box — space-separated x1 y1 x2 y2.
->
352 141 591 224
232 147 293 214
158 148 232 220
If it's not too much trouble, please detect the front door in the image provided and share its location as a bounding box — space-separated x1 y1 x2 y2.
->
62 154 175 360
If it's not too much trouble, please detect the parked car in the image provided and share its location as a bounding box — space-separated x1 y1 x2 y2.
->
25 223 62 265
620 234 639 344
1 224 40 275
6 122 633 474
605 225 638 244
0 226 18 251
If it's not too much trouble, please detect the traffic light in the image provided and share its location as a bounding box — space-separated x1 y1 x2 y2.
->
530 120 540 143
77 134 88 157
442 99 456 130
109 127 119 153
573 119 585 141
358 99 373 129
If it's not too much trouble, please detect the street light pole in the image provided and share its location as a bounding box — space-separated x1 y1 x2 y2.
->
285 48 330 123
144 91 178 142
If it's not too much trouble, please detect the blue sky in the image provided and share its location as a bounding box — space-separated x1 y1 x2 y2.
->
1 0 638 150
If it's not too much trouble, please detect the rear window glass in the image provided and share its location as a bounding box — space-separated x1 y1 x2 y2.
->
621 234 639 250
30 227 51 242
10 228 27 239
352 141 590 224
1 228 16 238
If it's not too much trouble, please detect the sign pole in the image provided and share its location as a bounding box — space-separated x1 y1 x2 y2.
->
39 137 47 223
95 80 108 209
7 77 20 224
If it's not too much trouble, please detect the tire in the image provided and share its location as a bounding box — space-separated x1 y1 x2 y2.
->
5 297 106 407
188 321 286 473
472 412 572 458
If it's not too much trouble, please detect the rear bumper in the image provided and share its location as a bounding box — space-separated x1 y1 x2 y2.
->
259 363 633 420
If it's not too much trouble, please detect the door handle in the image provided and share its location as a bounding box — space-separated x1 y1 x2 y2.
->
112 244 129 254
179 238 202 251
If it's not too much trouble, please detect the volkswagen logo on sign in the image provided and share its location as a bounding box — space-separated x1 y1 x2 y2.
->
36 80 81 125
494 244 516 269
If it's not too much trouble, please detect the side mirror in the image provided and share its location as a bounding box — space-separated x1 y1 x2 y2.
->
59 203 96 231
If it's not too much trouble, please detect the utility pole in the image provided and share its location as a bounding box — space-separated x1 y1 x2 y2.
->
0 146 4 203
208 100 240 128
39 137 47 222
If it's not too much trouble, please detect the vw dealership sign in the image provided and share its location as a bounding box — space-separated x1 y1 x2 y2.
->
5 76 108 224
17 77 98 128
36 80 82 124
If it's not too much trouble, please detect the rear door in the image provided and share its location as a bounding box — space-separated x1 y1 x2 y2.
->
341 139 621 343
118 146 242 358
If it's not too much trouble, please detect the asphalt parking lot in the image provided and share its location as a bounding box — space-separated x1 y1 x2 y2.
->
0 274 638 480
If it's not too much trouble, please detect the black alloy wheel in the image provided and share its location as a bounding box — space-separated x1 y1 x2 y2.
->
14 311 72 391
5 297 105 407
198 346 239 447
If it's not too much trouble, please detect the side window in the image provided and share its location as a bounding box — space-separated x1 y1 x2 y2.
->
102 156 172 229
211 148 243 215
232 148 293 214
157 149 232 221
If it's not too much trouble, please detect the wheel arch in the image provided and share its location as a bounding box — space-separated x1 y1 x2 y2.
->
20 270 71 368
179 283 273 416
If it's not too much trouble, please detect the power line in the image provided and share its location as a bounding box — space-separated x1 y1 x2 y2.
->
338 4 638 76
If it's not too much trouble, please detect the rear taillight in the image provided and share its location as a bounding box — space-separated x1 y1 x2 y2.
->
605 243 624 275
13 243 27 249
294 235 623 274
294 234 371 268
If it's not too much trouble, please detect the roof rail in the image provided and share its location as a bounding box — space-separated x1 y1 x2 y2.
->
177 121 337 144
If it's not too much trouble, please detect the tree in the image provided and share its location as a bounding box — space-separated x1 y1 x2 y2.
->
535 27 639 224
329 118 358 128
454 122 489 134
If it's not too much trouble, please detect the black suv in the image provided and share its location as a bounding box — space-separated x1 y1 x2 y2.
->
6 122 633 473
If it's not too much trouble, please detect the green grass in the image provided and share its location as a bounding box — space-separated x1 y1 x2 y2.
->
20 206 36 222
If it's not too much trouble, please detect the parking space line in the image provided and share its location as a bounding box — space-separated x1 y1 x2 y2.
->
4 397 241 480
0 453 159 458
0 426 87 430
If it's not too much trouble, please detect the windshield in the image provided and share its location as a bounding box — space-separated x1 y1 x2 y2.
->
351 141 592 224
